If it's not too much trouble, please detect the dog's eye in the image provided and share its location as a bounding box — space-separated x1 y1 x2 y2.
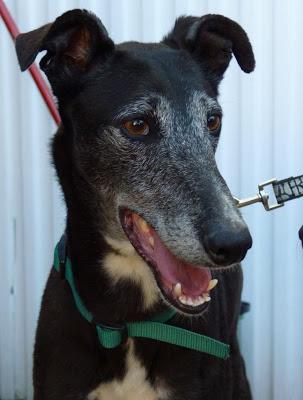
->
123 119 150 137
207 115 221 132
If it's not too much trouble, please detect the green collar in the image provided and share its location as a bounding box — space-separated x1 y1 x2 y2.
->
53 236 230 360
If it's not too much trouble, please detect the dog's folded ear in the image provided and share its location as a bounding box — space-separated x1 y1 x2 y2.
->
15 9 114 91
163 14 255 88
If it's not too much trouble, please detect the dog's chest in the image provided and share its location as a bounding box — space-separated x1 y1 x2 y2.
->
87 340 170 400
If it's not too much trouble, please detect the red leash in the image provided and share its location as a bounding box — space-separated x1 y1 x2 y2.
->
0 0 61 125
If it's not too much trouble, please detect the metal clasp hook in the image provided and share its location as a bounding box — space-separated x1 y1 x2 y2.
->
234 178 284 211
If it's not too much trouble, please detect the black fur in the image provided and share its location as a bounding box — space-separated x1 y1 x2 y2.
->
163 14 255 93
16 9 254 399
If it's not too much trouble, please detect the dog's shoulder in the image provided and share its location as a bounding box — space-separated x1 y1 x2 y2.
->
33 269 100 397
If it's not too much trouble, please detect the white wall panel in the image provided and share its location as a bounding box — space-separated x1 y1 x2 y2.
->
1 1 303 399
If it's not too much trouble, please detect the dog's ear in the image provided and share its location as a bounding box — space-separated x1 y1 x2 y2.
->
163 14 255 88
15 9 114 91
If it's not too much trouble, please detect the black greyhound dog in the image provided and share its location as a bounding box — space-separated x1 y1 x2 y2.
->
16 9 254 400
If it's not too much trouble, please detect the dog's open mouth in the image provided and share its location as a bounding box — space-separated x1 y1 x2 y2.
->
120 209 218 314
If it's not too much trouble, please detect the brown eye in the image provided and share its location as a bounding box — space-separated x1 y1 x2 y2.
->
123 119 150 137
207 115 221 132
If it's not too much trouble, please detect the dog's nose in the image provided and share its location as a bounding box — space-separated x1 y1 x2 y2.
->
203 224 252 265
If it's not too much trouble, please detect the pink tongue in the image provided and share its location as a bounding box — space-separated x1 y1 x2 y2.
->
153 234 211 296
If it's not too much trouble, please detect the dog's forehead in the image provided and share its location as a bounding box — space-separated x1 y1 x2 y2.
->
115 42 211 93
73 43 219 127
79 43 217 120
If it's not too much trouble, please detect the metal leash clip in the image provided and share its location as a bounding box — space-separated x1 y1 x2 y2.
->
234 178 284 211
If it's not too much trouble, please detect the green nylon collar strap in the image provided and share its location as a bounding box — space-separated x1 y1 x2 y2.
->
53 240 230 360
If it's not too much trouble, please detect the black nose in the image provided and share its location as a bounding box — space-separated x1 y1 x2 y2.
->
203 224 252 265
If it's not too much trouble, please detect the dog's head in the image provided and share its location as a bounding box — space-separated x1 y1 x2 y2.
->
16 10 254 315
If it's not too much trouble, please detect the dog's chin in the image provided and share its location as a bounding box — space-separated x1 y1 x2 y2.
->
119 208 219 316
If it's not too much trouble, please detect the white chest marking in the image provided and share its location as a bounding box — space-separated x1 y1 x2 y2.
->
88 340 170 400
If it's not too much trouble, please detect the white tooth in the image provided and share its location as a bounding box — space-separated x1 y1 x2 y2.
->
173 283 182 297
148 236 154 248
196 296 206 306
179 295 187 305
192 298 200 306
207 279 218 292
203 294 211 302
187 297 194 306
179 294 206 307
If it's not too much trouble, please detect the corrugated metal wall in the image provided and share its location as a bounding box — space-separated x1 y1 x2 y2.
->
1 1 303 399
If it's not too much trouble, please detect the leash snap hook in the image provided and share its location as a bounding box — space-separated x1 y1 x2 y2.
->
234 178 284 211
234 193 262 208
258 178 284 211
